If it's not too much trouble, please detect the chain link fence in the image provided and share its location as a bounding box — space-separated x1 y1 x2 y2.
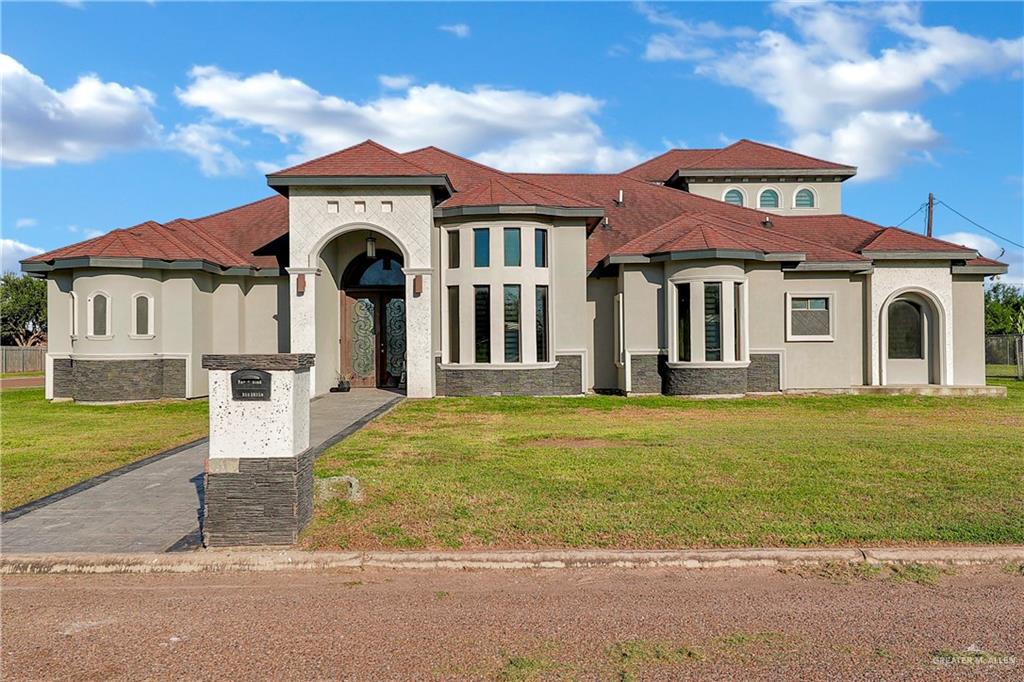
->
985 334 1024 380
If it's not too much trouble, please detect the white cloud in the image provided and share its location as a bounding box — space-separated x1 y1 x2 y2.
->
378 74 414 90
176 65 642 173
639 2 1024 180
68 224 104 239
439 23 470 39
14 218 37 229
638 2 754 61
938 231 1023 285
168 122 245 177
0 53 161 167
1 239 43 274
791 111 940 181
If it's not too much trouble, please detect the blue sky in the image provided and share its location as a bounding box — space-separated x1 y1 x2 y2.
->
2 1 1022 281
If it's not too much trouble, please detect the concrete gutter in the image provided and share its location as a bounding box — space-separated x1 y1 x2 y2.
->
3 546 1022 575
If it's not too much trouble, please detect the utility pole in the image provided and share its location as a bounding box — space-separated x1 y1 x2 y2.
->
926 192 934 237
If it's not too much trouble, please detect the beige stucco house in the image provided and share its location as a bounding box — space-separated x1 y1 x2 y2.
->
23 139 1007 401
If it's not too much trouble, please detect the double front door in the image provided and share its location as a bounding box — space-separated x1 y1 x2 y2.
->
341 291 406 388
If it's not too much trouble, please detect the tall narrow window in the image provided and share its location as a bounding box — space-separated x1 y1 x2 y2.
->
733 282 743 362
89 293 109 337
134 294 150 336
536 285 549 363
70 292 78 337
535 229 548 267
447 230 460 268
504 228 521 267
677 283 691 362
447 286 460 363
888 300 923 359
473 228 489 267
503 285 521 362
474 285 490 362
704 282 722 361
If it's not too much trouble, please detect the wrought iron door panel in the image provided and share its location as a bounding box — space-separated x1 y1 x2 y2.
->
384 297 406 385
351 297 376 380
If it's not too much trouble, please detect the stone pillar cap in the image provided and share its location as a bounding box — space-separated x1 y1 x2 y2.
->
202 354 315 371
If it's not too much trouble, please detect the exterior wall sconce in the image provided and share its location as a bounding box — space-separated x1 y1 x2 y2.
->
296 274 306 295
413 275 423 296
366 236 377 258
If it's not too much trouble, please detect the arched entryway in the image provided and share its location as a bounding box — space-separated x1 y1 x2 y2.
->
882 291 941 385
340 250 406 388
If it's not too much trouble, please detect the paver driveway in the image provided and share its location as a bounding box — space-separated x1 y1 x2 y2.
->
0 389 400 553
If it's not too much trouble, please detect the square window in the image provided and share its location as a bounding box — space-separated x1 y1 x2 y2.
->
788 295 833 341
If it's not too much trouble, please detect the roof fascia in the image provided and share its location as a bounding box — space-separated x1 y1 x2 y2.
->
785 261 873 273
671 168 857 182
434 205 604 219
608 249 806 264
21 257 282 277
267 174 454 194
951 264 1009 276
863 250 979 260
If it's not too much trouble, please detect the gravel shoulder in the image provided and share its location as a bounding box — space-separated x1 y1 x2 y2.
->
3 564 1022 680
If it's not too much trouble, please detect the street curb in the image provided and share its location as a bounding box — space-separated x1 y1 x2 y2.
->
3 546 1022 575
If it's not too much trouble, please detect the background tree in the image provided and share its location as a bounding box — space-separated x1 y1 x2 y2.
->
984 281 1024 335
0 273 47 346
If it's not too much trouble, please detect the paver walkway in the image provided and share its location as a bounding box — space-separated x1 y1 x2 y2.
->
0 389 401 554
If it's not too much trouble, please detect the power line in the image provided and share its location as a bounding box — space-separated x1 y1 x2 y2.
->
895 203 927 228
935 199 1024 250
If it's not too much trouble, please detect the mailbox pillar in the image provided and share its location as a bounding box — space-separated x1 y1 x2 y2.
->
201 353 315 547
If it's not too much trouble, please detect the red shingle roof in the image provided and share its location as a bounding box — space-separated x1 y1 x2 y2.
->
438 175 597 210
860 226 978 254
402 146 505 191
270 140 440 177
624 139 855 182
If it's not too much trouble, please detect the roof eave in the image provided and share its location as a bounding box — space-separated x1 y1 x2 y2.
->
607 249 806 265
434 205 604 220
670 168 857 182
21 256 281 277
863 250 979 261
786 261 873 273
951 264 1009 276
267 174 455 196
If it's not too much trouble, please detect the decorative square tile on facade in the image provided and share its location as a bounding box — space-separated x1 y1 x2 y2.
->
24 138 1007 400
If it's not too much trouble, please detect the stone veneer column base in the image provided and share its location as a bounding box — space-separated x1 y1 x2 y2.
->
203 448 314 547
662 364 749 396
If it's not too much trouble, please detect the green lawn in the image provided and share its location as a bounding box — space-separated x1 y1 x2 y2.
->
987 363 1022 379
0 371 44 379
0 388 208 511
306 380 1024 550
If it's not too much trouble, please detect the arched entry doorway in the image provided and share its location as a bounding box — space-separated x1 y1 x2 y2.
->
340 250 406 389
883 291 940 385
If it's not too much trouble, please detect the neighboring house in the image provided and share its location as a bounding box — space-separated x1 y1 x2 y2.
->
23 139 1007 401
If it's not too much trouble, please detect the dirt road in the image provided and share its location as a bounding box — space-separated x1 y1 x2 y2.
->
2 564 1021 680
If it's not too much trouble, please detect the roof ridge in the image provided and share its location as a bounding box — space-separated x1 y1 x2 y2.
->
681 138 856 170
675 140 742 169
621 147 721 175
192 195 281 223
271 139 438 177
862 225 977 253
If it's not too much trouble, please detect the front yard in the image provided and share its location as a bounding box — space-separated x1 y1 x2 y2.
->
0 388 208 511
306 380 1024 550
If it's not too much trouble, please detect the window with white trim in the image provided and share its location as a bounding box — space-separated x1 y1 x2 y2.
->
87 292 110 338
794 188 815 208
758 188 780 209
786 294 833 341
614 293 624 365
131 293 154 338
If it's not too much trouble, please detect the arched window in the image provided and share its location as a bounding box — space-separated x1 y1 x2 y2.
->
87 292 110 337
132 293 154 337
342 251 405 289
758 188 780 209
723 189 744 206
888 300 923 359
794 188 815 208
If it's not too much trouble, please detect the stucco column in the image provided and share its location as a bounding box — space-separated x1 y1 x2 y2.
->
287 267 319 393
404 268 434 398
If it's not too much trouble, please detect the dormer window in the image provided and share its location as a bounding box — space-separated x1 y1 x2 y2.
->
795 188 816 208
724 189 744 207
758 188 780 209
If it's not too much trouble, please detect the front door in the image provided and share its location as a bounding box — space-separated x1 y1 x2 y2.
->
342 292 406 388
